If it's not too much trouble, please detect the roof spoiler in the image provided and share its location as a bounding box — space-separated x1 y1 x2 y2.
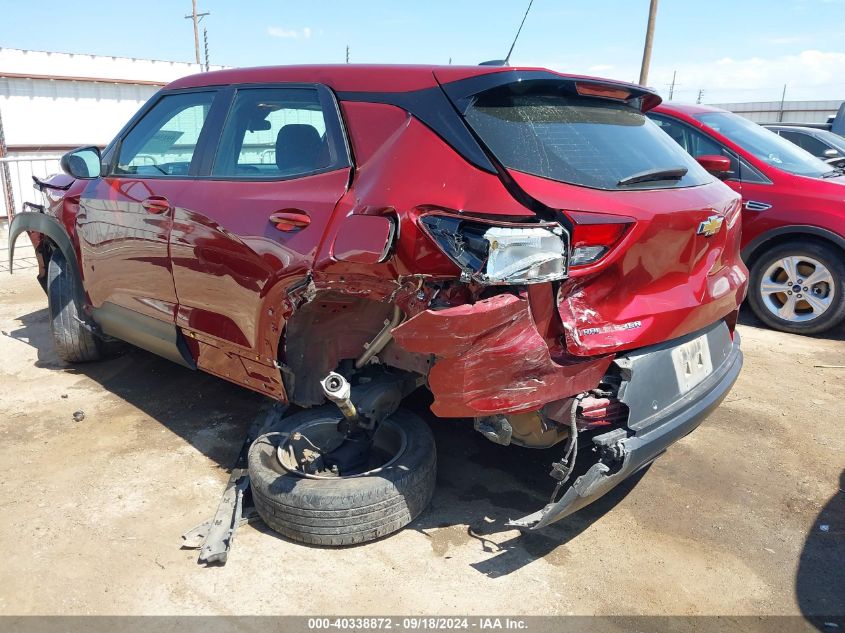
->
439 70 662 114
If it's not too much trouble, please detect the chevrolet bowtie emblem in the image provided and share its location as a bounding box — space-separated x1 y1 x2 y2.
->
697 215 724 237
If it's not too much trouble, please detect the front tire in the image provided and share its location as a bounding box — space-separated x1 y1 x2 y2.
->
46 250 102 363
248 406 436 546
747 240 845 335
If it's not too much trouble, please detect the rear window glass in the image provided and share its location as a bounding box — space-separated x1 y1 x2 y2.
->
464 89 711 190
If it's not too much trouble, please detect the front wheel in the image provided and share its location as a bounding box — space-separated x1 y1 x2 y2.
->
747 240 845 335
46 250 103 363
248 406 436 546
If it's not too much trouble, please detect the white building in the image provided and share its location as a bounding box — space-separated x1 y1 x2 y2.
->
0 47 225 220
709 99 844 125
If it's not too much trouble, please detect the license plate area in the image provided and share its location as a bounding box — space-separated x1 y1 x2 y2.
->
671 334 713 394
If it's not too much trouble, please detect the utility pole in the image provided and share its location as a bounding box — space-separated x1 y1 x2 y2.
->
696 89 704 104
638 0 659 86
345 45 350 64
203 27 210 71
184 1 210 65
668 70 677 100
778 84 787 122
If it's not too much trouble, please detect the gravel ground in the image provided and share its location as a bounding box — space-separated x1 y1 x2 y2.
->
0 271 842 617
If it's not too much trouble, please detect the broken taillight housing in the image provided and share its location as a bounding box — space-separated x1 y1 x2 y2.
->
419 215 569 285
570 220 632 267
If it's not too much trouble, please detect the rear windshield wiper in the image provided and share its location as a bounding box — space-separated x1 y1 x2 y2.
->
617 166 688 186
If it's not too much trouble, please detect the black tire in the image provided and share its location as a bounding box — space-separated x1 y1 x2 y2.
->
747 240 845 335
248 406 436 546
47 250 102 363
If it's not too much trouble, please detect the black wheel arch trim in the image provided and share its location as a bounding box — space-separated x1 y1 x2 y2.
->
8 212 88 316
741 225 845 262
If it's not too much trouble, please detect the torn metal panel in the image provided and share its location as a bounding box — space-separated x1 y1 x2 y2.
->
283 293 397 406
392 293 612 417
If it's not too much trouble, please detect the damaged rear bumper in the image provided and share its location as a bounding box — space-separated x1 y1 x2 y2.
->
507 321 743 531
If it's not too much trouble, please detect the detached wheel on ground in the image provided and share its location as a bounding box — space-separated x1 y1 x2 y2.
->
46 250 102 363
747 240 845 335
248 406 436 546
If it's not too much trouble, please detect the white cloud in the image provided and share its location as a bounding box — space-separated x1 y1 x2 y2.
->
588 64 615 73
267 26 313 39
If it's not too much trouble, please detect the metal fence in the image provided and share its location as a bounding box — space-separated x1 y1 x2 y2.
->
0 155 63 220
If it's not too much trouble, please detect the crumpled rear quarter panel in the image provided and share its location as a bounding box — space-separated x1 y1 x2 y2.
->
392 293 611 417
510 172 748 356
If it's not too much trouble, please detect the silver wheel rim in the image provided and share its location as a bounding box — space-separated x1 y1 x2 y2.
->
760 255 835 323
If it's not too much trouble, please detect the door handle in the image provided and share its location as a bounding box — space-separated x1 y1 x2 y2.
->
269 210 310 232
141 196 171 214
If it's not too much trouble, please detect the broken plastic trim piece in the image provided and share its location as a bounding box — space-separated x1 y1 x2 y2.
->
182 403 286 565
507 329 742 531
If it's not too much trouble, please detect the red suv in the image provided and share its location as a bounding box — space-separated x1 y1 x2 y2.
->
10 65 746 545
650 103 845 335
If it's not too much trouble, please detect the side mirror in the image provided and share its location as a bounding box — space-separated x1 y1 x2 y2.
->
696 154 733 179
823 148 839 158
60 146 103 179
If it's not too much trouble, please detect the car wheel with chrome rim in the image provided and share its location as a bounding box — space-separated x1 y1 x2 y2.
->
747 240 845 335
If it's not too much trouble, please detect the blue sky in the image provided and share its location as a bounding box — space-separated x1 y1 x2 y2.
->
2 0 843 102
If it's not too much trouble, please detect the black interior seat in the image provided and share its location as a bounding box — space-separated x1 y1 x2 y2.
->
275 124 322 174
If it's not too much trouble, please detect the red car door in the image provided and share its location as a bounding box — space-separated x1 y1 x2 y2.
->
168 84 351 396
76 90 218 364
649 112 775 232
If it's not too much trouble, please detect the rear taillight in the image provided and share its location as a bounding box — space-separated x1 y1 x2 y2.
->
570 221 631 267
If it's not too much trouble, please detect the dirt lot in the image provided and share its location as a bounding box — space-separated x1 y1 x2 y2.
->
0 270 842 617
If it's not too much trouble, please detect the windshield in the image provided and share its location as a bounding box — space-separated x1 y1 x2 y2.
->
695 112 837 178
463 86 711 191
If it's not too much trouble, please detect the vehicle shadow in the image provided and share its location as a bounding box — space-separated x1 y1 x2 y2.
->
738 304 845 341
6 306 266 469
405 390 648 578
795 470 845 629
8 306 648 576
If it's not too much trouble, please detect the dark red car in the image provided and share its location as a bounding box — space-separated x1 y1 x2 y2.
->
9 65 746 545
650 103 845 335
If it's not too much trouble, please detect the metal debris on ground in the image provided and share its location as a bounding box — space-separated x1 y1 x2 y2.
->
181 403 287 565
72 410 85 422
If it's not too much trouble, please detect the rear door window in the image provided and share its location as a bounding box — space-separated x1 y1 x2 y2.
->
462 85 710 190
211 87 347 180
649 114 770 184
779 130 831 158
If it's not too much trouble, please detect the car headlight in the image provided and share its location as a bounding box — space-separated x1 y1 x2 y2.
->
420 215 569 284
